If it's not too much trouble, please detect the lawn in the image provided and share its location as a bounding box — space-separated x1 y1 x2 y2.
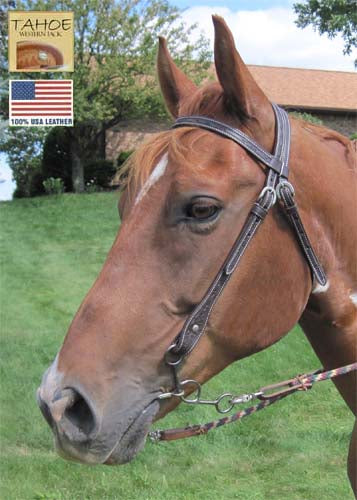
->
0 193 354 500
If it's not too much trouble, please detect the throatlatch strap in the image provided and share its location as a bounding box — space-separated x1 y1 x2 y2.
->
277 182 327 286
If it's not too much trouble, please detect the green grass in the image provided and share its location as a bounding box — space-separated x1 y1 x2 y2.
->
0 193 354 500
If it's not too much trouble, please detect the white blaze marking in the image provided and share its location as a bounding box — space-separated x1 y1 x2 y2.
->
134 153 168 206
312 280 330 294
350 292 357 307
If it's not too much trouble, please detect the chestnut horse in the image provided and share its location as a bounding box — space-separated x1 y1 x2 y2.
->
37 16 357 494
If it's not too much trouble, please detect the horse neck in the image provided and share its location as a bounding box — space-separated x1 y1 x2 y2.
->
289 121 357 285
290 120 357 413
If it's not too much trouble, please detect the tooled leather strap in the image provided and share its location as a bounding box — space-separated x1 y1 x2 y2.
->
277 181 327 286
169 104 326 360
174 104 288 177
169 185 276 358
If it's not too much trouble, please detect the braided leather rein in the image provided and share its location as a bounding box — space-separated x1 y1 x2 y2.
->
149 363 357 442
148 104 356 442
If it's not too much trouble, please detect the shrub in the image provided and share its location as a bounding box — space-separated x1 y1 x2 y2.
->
42 177 65 195
85 179 102 193
117 151 133 167
84 159 116 188
115 151 133 186
41 127 72 191
29 170 46 197
42 127 109 192
289 112 323 125
13 186 27 198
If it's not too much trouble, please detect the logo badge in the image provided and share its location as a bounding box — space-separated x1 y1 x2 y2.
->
8 11 74 72
9 80 73 127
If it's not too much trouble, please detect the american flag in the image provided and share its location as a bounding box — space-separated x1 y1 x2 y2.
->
9 80 73 124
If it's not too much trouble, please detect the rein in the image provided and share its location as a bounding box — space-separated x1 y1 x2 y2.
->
149 363 357 442
150 104 355 441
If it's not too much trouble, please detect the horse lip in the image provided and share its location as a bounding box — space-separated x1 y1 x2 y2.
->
50 398 160 465
103 398 160 465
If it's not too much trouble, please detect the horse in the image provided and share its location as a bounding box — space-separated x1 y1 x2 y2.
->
37 16 357 495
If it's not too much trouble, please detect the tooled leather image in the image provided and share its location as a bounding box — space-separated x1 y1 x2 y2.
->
16 41 64 70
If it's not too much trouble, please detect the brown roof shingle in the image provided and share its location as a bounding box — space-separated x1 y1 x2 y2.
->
246 65 356 112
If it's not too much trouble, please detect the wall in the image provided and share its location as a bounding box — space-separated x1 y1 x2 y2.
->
106 119 170 161
314 111 356 137
106 111 356 163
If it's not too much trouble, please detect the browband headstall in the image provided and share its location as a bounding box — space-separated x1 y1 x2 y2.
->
167 103 327 362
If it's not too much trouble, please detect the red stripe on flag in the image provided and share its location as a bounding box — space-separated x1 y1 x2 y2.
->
11 113 72 116
35 92 72 95
12 108 72 111
12 102 72 106
36 83 72 86
35 86 72 90
36 80 72 83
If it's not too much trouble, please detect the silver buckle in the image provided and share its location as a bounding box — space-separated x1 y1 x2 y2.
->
258 186 277 206
276 180 294 200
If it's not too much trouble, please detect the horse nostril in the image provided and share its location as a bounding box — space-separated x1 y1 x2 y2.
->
43 387 98 441
37 390 55 429
38 384 98 443
64 391 96 436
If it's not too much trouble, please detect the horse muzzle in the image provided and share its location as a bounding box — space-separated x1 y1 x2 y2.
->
37 364 160 465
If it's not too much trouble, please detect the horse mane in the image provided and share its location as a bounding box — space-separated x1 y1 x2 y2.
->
119 86 356 192
119 124 221 191
118 82 235 192
178 82 225 117
291 116 357 171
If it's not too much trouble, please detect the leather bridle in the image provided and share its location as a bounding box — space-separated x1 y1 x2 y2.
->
156 104 327 408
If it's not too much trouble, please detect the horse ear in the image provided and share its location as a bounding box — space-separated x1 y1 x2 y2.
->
157 37 197 118
213 15 271 124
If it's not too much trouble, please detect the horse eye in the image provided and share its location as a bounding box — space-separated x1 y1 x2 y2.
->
186 202 219 220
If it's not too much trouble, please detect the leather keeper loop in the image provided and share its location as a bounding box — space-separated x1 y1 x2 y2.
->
285 203 297 212
251 203 268 220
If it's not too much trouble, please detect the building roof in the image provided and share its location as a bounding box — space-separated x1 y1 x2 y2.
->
237 65 355 113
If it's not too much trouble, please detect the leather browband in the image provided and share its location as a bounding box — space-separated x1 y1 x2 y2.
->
167 103 327 360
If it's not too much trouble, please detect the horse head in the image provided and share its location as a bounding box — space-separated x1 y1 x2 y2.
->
37 16 312 465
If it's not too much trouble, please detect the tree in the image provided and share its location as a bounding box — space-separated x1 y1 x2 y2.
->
294 0 357 62
0 127 47 197
1 0 211 193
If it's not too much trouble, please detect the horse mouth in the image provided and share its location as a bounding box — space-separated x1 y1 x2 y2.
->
103 399 160 465
48 397 160 466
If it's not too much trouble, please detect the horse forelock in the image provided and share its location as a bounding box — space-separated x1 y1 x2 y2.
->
178 81 225 117
120 124 230 195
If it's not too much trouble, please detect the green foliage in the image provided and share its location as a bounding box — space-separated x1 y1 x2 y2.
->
117 150 133 167
350 132 357 140
0 127 48 197
114 151 133 186
1 0 212 195
294 0 357 61
42 130 116 191
3 0 211 125
29 170 46 197
41 127 72 191
42 177 65 195
0 193 354 499
84 159 116 188
290 111 324 125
